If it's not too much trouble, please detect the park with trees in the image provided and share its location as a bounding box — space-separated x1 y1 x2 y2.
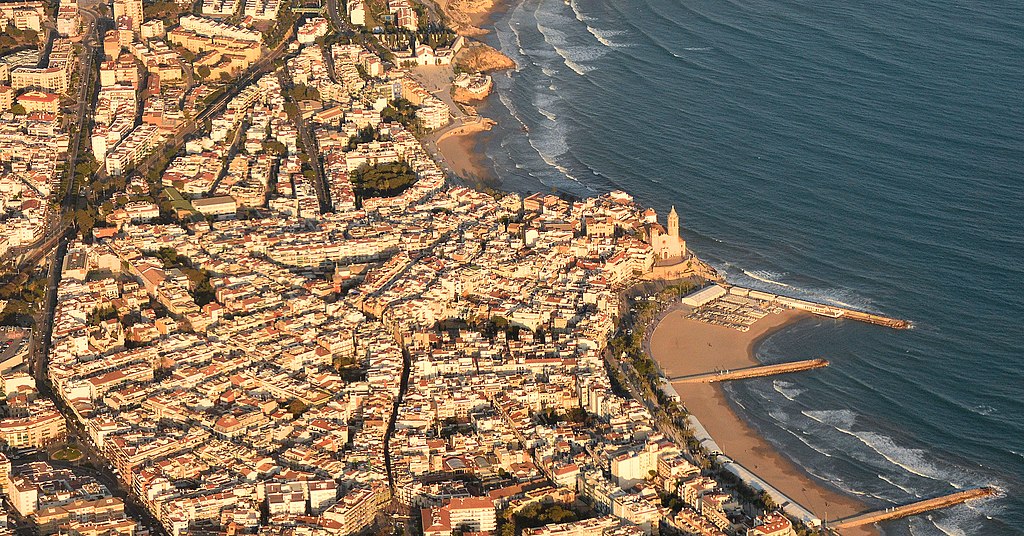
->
350 161 418 201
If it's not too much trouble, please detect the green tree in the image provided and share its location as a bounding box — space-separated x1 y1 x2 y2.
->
350 161 417 199
759 490 777 511
196 65 211 78
287 399 308 416
346 125 378 149
288 83 321 102
74 208 97 237
283 101 299 119
264 140 286 155
380 98 418 130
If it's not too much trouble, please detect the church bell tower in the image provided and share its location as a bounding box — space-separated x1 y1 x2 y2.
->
668 206 679 240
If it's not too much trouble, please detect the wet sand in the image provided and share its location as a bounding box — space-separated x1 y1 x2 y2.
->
651 307 877 535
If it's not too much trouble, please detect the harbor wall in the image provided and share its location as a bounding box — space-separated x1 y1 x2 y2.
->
724 285 910 329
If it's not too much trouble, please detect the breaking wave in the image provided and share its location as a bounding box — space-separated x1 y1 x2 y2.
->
772 380 805 401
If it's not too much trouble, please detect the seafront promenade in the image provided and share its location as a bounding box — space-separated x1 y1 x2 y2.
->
686 415 823 529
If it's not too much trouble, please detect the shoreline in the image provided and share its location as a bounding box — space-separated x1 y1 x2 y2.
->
429 0 510 186
430 3 880 531
651 306 878 535
433 119 497 184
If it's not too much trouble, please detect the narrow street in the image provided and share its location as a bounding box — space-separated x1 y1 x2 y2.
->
278 69 333 213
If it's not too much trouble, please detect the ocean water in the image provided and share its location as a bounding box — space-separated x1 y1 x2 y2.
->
476 0 1024 533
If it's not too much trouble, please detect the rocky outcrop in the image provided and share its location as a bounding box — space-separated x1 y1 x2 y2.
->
454 86 488 102
452 72 494 102
455 42 516 73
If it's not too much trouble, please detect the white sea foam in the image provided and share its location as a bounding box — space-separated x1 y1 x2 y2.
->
732 267 876 312
587 27 617 48
972 404 997 416
773 380 805 401
550 43 604 74
878 473 918 496
742 269 794 288
497 92 528 133
672 47 712 59
802 466 869 497
568 0 593 22
802 409 857 429
585 26 630 48
560 55 592 75
534 10 603 75
524 121 582 185
851 430 952 482
503 4 528 63
927 511 971 536
783 427 832 457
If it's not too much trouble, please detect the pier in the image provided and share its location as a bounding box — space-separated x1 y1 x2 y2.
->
671 359 829 384
829 487 997 532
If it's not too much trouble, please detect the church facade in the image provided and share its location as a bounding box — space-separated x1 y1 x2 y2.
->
649 206 686 262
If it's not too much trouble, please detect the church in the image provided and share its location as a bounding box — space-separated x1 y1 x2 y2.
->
647 206 687 263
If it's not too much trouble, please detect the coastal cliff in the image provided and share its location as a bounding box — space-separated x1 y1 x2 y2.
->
434 0 516 72
437 0 500 36
455 42 516 72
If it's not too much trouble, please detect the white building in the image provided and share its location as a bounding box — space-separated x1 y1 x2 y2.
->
348 0 365 26
297 17 329 44
105 124 160 175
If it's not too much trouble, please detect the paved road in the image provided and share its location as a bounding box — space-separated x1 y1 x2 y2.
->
277 69 332 213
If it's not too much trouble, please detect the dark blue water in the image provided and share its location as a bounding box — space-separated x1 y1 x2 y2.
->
476 0 1024 533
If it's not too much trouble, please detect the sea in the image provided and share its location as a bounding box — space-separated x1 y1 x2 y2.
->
472 0 1024 533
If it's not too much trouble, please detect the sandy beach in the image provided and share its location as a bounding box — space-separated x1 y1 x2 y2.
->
435 121 496 183
651 307 877 535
